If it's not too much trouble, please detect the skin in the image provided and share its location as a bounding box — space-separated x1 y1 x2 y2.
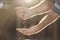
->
16 0 60 36
16 10 60 36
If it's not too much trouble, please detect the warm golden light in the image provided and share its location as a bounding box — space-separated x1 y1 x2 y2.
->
22 0 42 8
16 0 46 9
22 0 46 9
24 0 33 3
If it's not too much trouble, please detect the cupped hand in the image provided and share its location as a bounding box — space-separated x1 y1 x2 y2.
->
16 28 35 36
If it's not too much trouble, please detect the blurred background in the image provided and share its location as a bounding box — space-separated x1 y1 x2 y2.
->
0 0 16 40
0 0 60 40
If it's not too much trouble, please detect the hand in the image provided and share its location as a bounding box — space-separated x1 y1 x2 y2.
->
16 28 28 33
16 28 35 36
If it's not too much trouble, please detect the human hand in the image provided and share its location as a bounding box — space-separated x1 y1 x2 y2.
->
16 28 35 36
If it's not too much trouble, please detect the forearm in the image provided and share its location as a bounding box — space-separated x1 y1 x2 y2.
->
29 11 59 34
